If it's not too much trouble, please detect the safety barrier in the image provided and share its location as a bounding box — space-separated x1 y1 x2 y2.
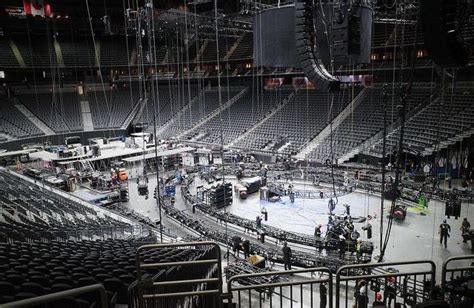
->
131 241 223 308
227 268 332 308
441 255 474 306
2 284 107 308
335 260 436 308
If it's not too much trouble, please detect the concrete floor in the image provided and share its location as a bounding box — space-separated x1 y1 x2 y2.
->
122 174 474 271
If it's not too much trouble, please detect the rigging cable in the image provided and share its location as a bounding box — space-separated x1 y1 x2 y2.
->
379 2 420 261
213 0 229 262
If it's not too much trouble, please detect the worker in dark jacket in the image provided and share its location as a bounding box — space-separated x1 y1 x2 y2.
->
282 242 292 270
242 239 250 258
439 219 451 248
320 282 327 308
232 236 241 257
338 235 346 260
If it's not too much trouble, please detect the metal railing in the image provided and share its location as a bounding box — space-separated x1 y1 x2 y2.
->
2 284 107 308
441 255 474 306
131 241 223 308
227 267 332 308
335 260 436 308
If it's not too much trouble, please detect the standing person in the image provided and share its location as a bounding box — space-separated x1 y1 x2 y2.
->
338 235 346 260
242 239 250 258
343 203 351 217
439 219 451 248
372 293 385 307
362 222 372 239
314 224 322 238
328 198 336 215
261 206 268 221
357 281 368 308
319 282 327 308
461 218 471 243
289 189 295 203
282 242 292 270
256 216 262 229
232 236 242 257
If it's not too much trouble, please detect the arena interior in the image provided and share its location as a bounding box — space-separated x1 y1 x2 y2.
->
0 0 473 307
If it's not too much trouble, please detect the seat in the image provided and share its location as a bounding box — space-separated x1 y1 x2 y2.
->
119 274 136 285
20 282 45 295
51 283 73 293
6 274 25 285
49 297 91 308
0 281 16 296
104 278 126 304
77 277 97 287
14 292 38 301
29 275 51 287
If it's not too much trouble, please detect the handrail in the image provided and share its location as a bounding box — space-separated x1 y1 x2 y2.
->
441 254 474 290
135 241 223 306
335 260 436 308
2 284 107 308
227 267 333 308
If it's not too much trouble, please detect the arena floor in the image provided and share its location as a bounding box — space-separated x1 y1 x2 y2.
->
117 173 474 275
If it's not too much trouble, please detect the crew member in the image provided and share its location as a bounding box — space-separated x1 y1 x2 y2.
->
320 282 327 308
338 235 346 259
282 242 292 270
356 239 363 262
439 219 451 248
242 239 250 258
362 222 372 239
343 203 351 217
461 218 471 243
314 224 322 238
328 198 336 215
261 206 268 221
232 236 242 257
372 293 384 307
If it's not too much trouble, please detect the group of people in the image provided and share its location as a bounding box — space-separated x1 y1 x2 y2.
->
231 236 251 258
439 217 472 250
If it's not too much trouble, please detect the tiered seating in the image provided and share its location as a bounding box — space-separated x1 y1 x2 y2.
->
0 239 218 306
308 85 434 161
0 38 19 68
229 33 253 61
136 85 200 127
368 86 474 156
15 36 57 68
164 87 242 138
19 93 76 133
88 86 139 129
99 36 132 67
0 98 43 139
0 170 131 242
194 87 290 145
200 37 237 63
59 39 96 67
57 92 83 131
234 88 354 154
0 169 218 306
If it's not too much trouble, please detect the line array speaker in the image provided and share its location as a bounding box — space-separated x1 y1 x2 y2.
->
295 0 340 91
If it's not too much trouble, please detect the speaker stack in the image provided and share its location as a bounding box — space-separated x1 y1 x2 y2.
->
208 182 233 209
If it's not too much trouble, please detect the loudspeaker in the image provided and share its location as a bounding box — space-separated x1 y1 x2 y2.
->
421 0 469 67
294 0 340 91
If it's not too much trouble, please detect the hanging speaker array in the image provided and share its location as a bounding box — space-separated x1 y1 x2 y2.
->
295 0 340 91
